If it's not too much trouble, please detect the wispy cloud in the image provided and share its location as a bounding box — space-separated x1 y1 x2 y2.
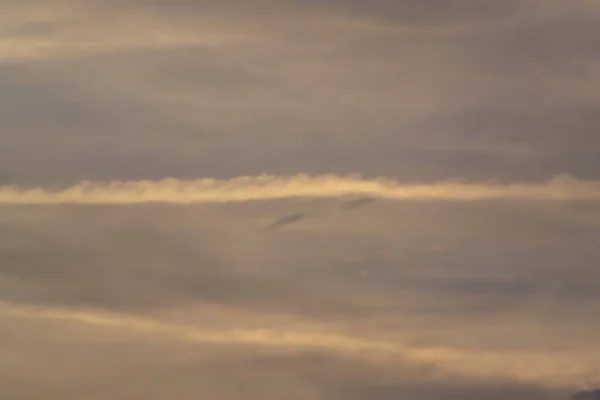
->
1 300 595 389
1 174 599 205
0 1 249 63
0 30 243 62
2 0 599 398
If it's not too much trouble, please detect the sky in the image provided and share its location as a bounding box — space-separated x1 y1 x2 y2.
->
1 0 599 399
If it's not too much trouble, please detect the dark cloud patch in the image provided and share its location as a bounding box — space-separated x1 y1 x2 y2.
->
572 389 600 400
233 350 573 400
264 212 307 230
341 380 569 400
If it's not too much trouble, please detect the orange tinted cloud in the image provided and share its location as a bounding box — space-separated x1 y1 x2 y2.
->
1 174 599 205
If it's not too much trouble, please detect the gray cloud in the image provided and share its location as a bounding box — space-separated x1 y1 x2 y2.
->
2 199 600 396
1 0 598 183
462 14 600 76
2 199 600 332
265 212 307 229
572 389 600 400
1 0 600 397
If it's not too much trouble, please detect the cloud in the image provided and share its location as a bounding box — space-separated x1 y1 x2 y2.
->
1 1 600 398
2 197 600 398
0 299 595 389
2 174 600 205
45 0 524 25
1 309 574 400
0 1 248 63
572 389 600 400
1 0 598 185
264 212 307 229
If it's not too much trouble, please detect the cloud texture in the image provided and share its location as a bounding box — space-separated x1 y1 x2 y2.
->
1 0 599 399
2 174 600 204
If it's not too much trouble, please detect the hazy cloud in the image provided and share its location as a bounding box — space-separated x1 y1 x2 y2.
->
1 0 598 183
1 0 599 398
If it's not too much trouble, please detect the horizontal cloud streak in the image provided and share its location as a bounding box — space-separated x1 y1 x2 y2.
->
1 174 599 205
0 300 594 389
0 31 241 62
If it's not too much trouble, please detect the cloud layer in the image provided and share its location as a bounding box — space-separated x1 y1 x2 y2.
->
1 0 599 399
2 174 600 204
2 197 600 398
1 0 599 185
1 299 595 389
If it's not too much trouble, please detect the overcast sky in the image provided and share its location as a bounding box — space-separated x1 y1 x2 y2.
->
1 1 599 399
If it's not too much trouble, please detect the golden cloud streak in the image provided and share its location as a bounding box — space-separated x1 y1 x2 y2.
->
0 300 595 388
1 174 599 205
